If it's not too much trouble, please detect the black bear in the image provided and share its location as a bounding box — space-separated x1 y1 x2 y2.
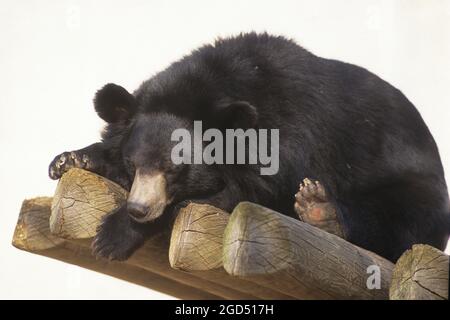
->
49 33 449 262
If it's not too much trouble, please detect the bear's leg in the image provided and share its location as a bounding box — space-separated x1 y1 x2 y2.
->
294 178 345 238
92 204 149 261
49 142 106 179
338 178 449 262
49 142 130 188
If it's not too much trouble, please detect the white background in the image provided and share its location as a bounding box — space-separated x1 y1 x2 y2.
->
1 0 449 299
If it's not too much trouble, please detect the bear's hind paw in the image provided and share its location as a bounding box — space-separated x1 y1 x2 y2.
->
294 178 345 238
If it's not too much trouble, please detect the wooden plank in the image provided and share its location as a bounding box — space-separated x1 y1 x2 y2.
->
223 202 394 300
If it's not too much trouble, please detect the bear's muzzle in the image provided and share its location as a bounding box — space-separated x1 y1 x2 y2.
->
127 170 171 222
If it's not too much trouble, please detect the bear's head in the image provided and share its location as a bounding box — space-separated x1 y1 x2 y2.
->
94 83 258 222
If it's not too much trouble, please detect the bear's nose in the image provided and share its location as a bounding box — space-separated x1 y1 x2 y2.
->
127 203 147 220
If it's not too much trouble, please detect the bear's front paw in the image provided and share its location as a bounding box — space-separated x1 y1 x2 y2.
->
48 151 90 180
92 208 146 261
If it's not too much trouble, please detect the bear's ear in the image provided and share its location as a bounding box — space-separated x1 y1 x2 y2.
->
217 101 258 129
94 83 137 123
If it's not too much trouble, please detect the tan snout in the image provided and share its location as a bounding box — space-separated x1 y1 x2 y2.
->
127 170 171 222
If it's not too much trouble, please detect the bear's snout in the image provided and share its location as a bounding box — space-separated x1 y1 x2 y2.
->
127 169 171 222
127 203 148 220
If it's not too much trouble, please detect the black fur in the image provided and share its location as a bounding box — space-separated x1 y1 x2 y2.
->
49 32 450 262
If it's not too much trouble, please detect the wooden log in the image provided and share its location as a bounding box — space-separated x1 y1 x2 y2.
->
129 233 258 299
223 202 395 300
13 168 401 300
12 197 220 300
50 169 292 299
389 244 449 300
169 203 229 271
24 168 291 299
169 203 296 299
50 168 127 239
45 168 260 299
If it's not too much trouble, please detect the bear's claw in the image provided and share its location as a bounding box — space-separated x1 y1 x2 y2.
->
294 178 344 238
295 178 327 203
49 151 90 180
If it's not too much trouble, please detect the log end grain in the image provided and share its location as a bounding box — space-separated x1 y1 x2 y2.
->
50 168 127 239
169 203 229 271
12 197 64 251
390 244 449 300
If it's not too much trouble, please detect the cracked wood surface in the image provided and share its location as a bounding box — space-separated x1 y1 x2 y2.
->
223 202 395 300
169 203 229 271
50 168 127 239
389 244 449 300
12 197 220 300
169 202 295 299
45 169 260 299
12 168 292 299
15 168 444 300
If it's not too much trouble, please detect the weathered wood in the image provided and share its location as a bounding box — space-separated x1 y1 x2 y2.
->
50 168 127 239
12 197 220 300
46 168 260 299
169 203 229 271
390 244 449 300
14 168 407 300
169 203 296 299
48 169 292 299
223 202 394 300
129 233 257 299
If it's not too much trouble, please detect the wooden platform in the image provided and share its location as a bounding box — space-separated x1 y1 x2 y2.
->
11 169 448 300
